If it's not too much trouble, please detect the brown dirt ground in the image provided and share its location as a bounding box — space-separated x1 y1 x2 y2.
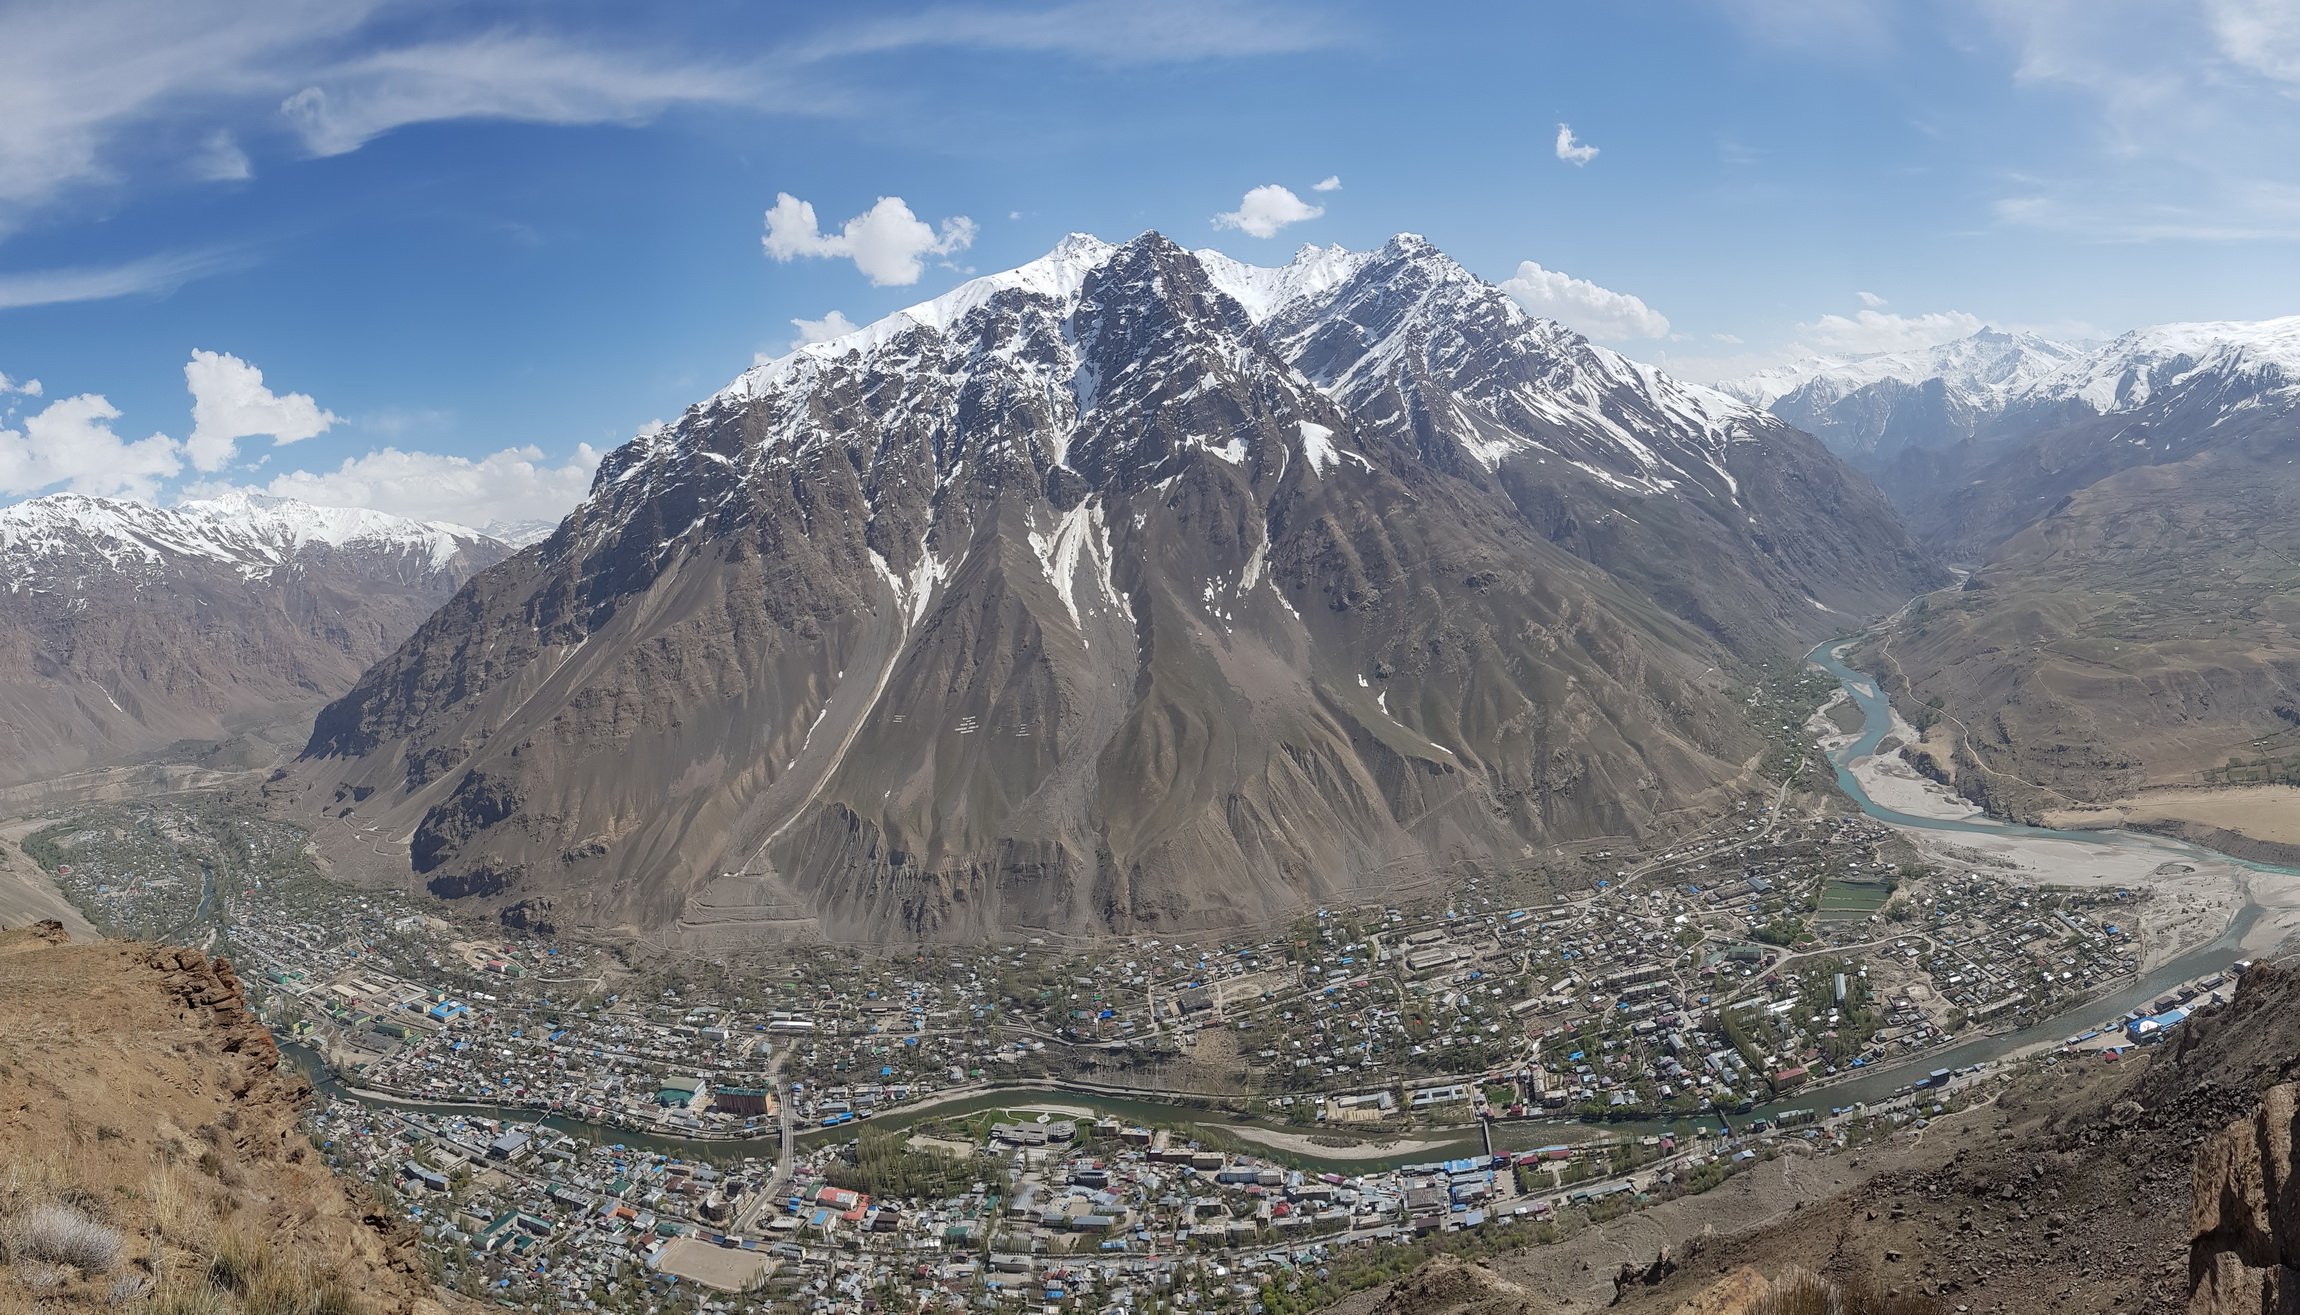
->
0 923 469 1314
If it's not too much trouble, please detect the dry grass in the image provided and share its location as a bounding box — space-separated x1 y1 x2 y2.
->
1757 1271 1943 1315
3 1201 123 1274
198 1224 365 1315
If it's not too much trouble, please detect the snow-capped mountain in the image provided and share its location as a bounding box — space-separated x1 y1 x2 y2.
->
478 518 562 549
1732 318 2300 555
2008 315 2300 417
301 231 1935 944
1725 329 2088 468
0 493 510 787
0 491 496 583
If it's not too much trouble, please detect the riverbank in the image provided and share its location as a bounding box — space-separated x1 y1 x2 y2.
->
1222 1126 1450 1161
2045 786 2300 869
1810 642 2300 974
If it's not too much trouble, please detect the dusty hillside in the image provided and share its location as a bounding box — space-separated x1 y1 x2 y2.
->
1335 960 2300 1315
0 921 461 1315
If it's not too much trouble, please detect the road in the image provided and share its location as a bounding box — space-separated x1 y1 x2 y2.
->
734 1046 795 1234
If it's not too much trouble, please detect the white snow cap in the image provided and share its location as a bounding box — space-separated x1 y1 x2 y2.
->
0 490 491 573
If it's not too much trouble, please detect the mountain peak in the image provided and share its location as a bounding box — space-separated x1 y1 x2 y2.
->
0 490 495 575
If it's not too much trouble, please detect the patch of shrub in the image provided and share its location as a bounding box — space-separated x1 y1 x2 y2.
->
13 1201 124 1272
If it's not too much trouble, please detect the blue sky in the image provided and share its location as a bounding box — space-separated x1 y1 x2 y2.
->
0 0 2294 526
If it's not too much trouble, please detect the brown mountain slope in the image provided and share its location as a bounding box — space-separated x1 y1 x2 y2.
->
0 495 508 789
0 922 461 1315
1588 960 2300 1315
296 232 1935 945
1872 439 2300 817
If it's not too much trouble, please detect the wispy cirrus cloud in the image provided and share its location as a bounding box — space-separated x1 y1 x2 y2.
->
1975 0 2300 241
0 0 1339 239
0 247 246 310
277 30 797 158
793 0 1347 65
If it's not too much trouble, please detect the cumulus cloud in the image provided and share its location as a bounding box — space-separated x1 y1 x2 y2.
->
790 310 860 347
203 442 603 530
1554 123 1598 166
0 372 38 398
1856 290 1887 308
1798 307 1984 353
183 349 339 473
1498 261 1671 340
762 192 978 287
1312 174 1341 192
0 392 181 500
1212 184 1324 239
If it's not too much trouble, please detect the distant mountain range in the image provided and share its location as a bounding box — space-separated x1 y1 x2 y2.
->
1734 319 2300 815
1729 319 2300 557
0 491 511 785
295 231 1938 944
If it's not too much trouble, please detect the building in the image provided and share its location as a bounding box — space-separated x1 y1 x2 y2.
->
712 1086 771 1117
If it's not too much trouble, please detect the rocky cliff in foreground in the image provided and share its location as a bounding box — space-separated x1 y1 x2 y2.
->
0 921 462 1314
2191 1079 2300 1312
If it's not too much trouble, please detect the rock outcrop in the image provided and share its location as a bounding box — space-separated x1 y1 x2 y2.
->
2190 1080 2300 1313
0 924 463 1313
1373 1254 1547 1315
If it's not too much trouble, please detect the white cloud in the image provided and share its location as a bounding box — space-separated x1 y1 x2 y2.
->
1798 307 1984 353
183 349 339 472
1856 290 1887 308
797 0 1346 64
191 130 250 182
2207 0 2300 81
1977 0 2300 242
1554 123 1598 166
0 373 37 397
762 192 978 287
0 392 181 500
0 0 1330 238
790 310 860 347
1312 175 1341 192
1211 184 1323 239
204 442 603 530
1711 333 1743 345
279 32 777 158
0 0 372 224
0 247 243 310
1498 260 1671 340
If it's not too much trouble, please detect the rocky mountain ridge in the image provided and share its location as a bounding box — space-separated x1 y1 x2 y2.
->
1731 317 2300 555
0 491 510 786
298 230 1937 944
